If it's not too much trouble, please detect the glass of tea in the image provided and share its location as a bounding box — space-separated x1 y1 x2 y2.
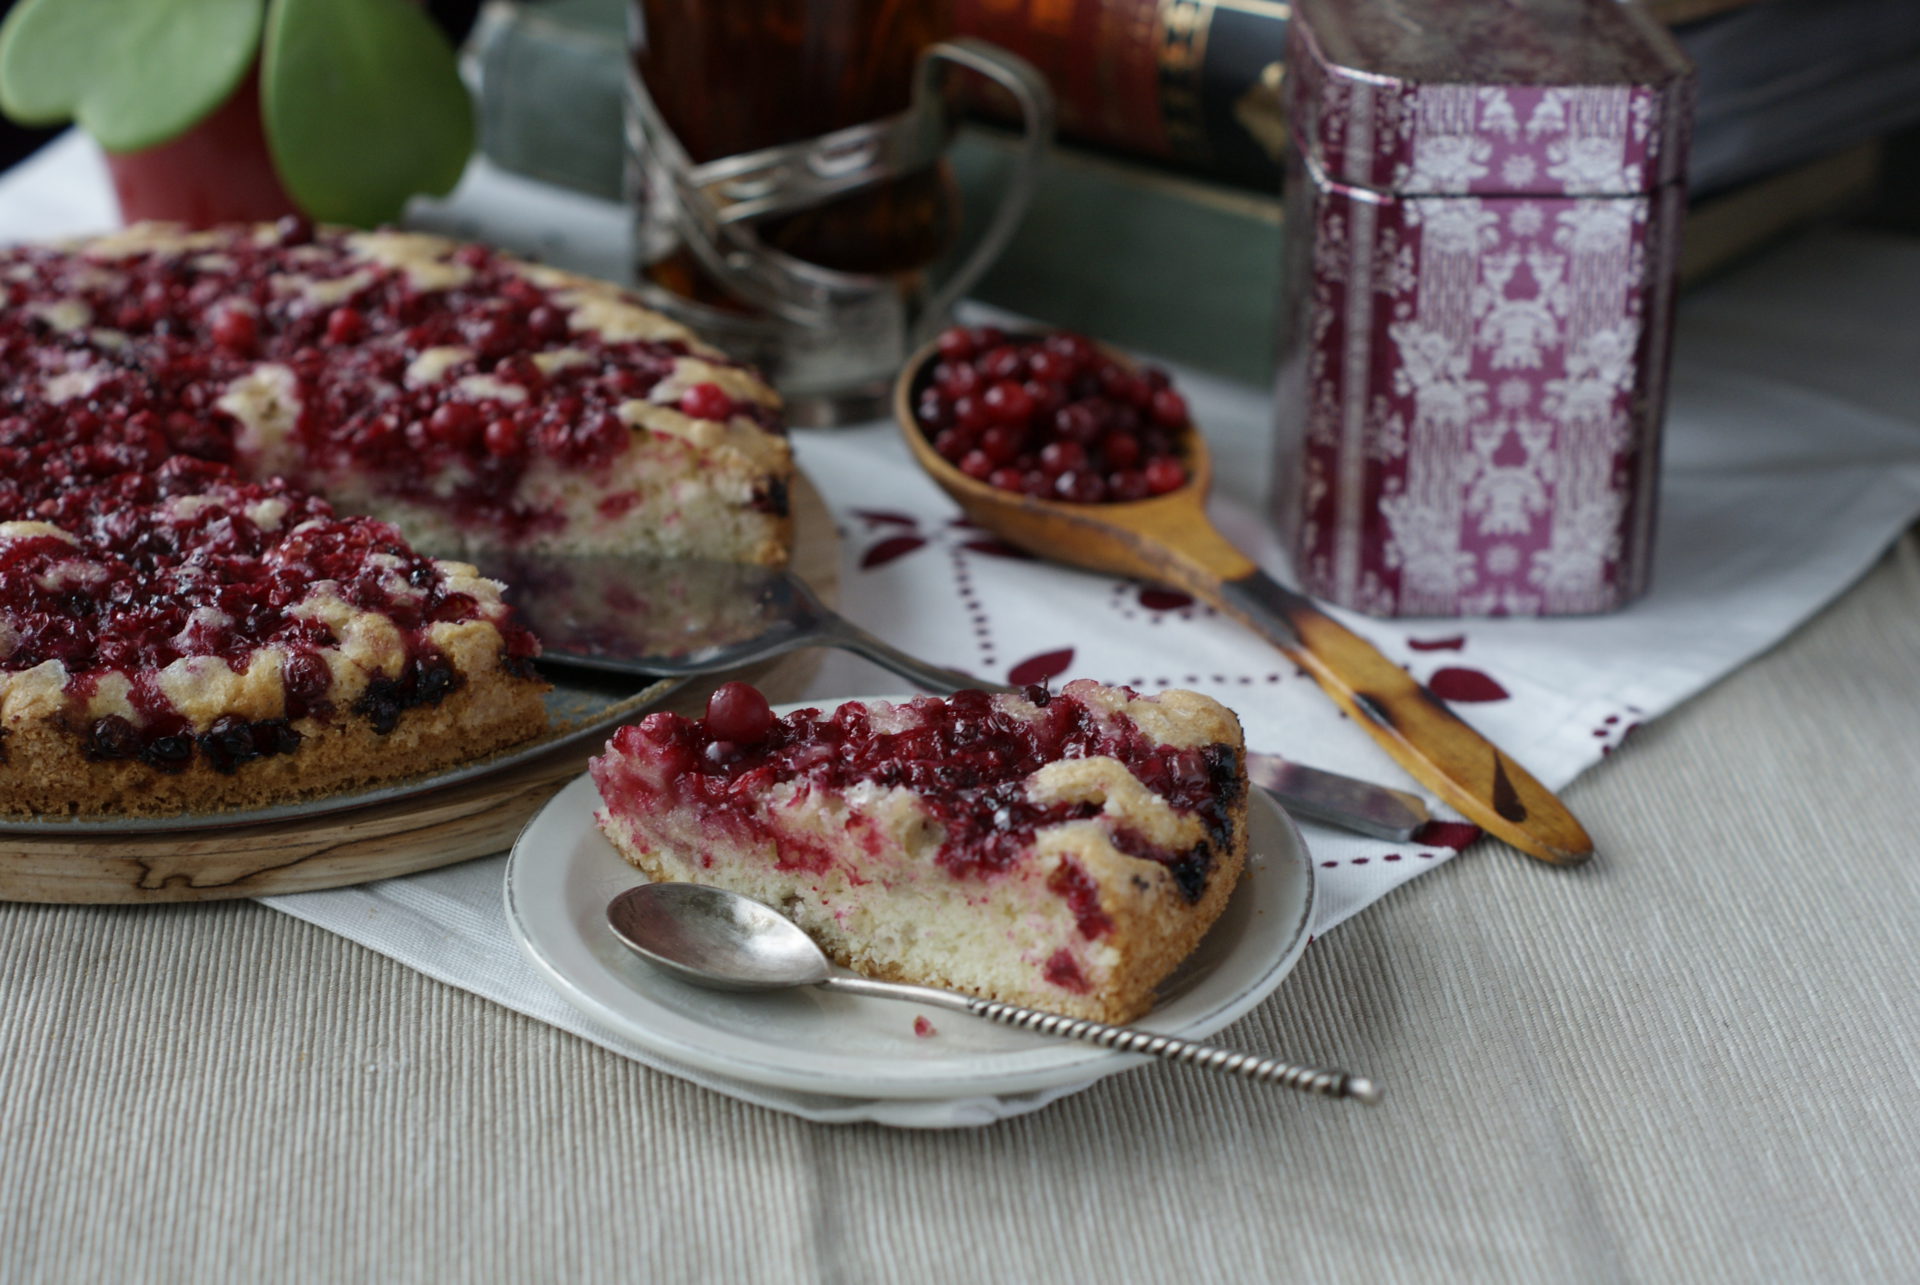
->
627 0 1052 425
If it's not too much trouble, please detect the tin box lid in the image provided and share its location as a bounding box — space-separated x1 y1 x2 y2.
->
1288 0 1695 197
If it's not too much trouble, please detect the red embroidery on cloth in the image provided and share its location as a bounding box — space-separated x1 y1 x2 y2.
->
1427 667 1510 702
1008 648 1076 686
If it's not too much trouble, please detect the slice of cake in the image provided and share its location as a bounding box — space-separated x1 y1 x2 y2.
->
589 680 1249 1023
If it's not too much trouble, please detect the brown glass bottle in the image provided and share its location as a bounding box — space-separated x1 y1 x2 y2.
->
632 0 958 295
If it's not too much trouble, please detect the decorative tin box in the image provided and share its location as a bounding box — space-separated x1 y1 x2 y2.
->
1272 0 1695 617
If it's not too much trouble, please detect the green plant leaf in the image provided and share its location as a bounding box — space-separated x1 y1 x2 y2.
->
262 0 473 227
0 0 263 152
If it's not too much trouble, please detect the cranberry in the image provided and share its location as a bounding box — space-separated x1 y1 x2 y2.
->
1027 349 1073 382
1150 388 1190 428
1145 455 1187 494
953 395 990 433
1054 470 1106 503
1039 440 1087 475
959 449 995 481
325 307 367 345
1102 431 1142 469
980 346 1025 382
704 681 773 744
932 429 972 462
1109 469 1150 501
1052 403 1103 445
916 389 951 429
210 306 257 352
1023 379 1065 419
526 304 568 341
979 425 1023 465
935 325 975 362
988 466 1024 491
933 361 980 399
981 380 1034 426
86 715 140 761
428 402 478 443
680 382 735 421
483 418 523 456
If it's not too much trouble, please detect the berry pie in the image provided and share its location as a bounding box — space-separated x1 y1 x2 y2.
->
0 221 793 816
590 680 1249 1023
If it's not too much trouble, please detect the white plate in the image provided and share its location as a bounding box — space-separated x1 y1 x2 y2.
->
504 712 1315 1101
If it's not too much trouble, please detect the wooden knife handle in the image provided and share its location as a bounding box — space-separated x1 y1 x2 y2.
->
1135 521 1593 866
1216 569 1593 865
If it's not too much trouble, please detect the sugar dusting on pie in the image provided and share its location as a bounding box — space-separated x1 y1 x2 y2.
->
0 219 793 817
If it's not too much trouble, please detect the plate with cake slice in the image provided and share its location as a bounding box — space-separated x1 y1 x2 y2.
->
505 683 1316 1100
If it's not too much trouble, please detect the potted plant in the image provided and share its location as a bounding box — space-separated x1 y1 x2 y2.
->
0 0 473 227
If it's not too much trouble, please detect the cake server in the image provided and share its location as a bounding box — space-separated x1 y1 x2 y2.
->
606 882 1382 1106
891 344 1594 867
472 551 1429 843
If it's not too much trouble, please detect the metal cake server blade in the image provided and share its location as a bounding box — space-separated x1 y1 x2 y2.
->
472 551 1430 842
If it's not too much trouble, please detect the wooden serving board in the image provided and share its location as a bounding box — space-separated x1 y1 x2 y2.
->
0 478 839 905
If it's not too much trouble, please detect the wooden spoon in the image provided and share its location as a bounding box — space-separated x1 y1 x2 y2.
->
893 338 1594 867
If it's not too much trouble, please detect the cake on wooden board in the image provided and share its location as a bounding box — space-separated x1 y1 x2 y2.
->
0 220 793 817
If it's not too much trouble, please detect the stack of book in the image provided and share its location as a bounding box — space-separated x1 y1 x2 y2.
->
471 0 1920 379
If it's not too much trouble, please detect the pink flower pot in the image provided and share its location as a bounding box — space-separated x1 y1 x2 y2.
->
103 65 300 226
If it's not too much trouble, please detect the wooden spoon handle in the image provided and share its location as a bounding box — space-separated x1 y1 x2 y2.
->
1149 524 1593 866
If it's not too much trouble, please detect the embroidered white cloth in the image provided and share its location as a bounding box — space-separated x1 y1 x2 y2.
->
7 136 1920 1125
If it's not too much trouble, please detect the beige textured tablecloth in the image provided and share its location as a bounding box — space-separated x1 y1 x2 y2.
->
5 528 1918 1282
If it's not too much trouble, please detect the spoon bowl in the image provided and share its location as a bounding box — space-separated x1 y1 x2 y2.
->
894 334 1250 588
607 882 830 990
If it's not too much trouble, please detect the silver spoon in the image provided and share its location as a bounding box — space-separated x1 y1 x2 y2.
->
606 882 1382 1106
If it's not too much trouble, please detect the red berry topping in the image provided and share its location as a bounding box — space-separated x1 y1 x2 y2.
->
909 328 1194 505
680 382 735 422
598 685 1238 890
704 681 774 744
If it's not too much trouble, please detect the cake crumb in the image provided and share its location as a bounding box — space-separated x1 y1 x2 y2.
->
913 1016 938 1039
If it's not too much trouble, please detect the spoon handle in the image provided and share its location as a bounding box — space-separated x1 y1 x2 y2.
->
825 976 1380 1104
